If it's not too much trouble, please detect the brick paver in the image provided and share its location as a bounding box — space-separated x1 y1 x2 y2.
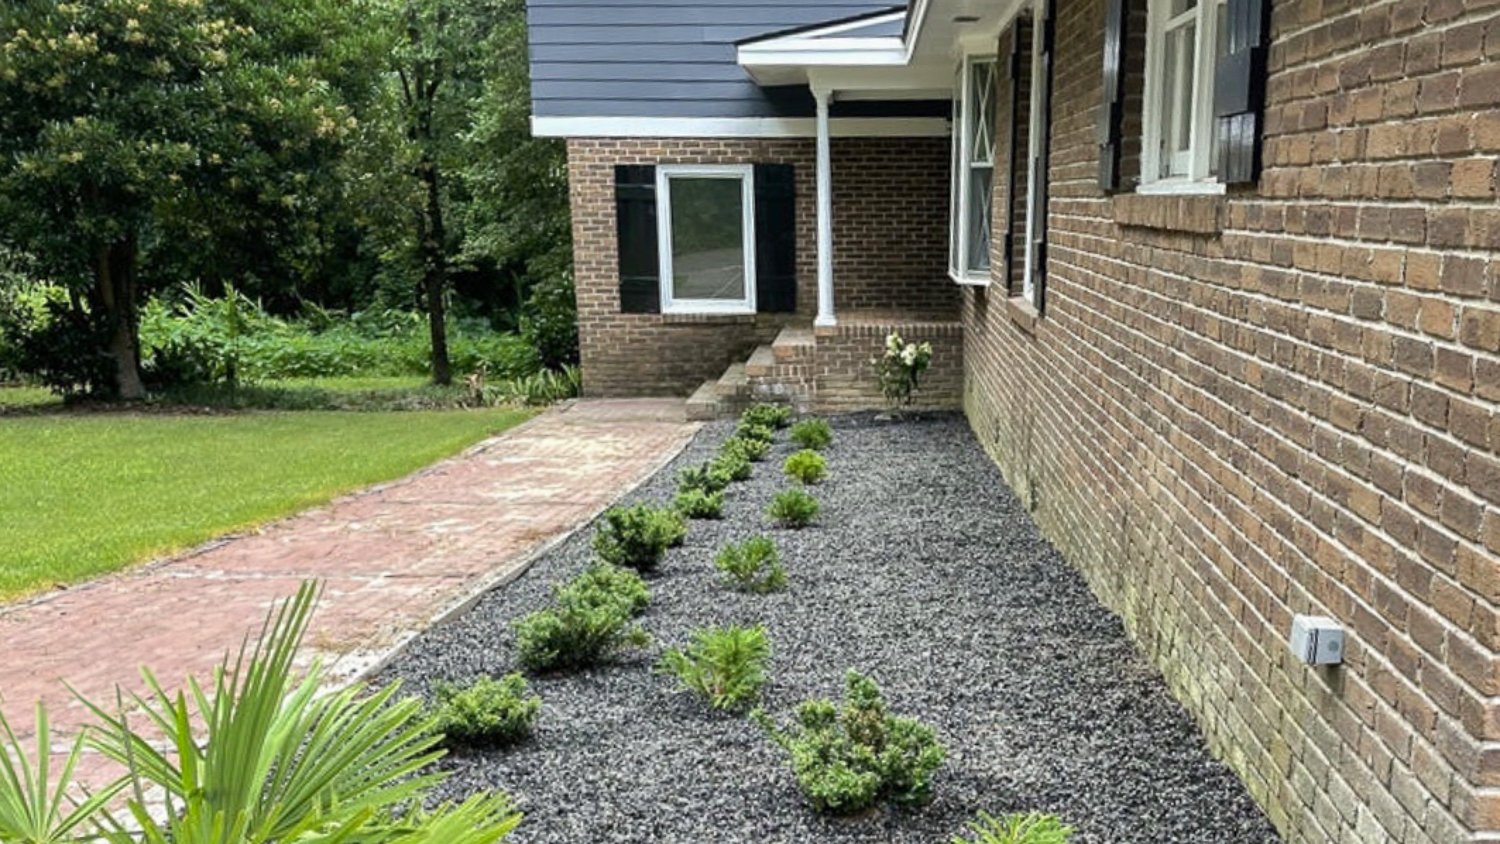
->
0 399 695 776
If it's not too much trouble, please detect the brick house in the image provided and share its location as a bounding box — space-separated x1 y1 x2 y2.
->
528 0 1500 841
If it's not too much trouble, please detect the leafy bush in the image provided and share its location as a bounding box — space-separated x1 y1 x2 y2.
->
754 671 946 815
9 297 115 399
432 674 542 749
679 462 733 495
674 488 725 520
721 435 771 463
483 365 581 406
783 450 828 485
742 403 793 430
658 625 771 712
789 418 833 451
520 272 579 370
953 812 1075 844
768 489 820 529
712 448 753 482
715 536 787 593
736 420 776 445
38 582 523 843
592 503 687 572
515 565 652 672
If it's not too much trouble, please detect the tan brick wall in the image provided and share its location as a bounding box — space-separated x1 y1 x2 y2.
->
814 320 964 412
567 136 953 396
966 3 1500 843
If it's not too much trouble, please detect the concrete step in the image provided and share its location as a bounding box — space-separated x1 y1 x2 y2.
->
772 326 816 362
715 362 750 398
744 345 777 378
685 380 721 421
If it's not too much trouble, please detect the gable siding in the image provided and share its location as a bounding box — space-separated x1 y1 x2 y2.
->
527 0 904 119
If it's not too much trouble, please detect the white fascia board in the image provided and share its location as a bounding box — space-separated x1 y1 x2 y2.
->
531 116 950 139
738 40 908 69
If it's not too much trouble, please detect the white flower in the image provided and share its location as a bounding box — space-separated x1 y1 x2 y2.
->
901 346 917 366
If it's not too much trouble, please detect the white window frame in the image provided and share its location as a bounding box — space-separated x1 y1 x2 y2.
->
1021 3 1046 306
1140 0 1229 195
949 53 998 286
655 164 758 315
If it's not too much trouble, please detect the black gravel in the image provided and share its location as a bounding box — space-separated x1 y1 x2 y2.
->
378 413 1282 844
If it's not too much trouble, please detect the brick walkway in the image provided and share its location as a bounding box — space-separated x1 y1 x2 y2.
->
0 399 695 775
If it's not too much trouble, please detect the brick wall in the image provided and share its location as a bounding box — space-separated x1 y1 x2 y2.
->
815 319 964 412
965 3 1500 843
567 136 953 396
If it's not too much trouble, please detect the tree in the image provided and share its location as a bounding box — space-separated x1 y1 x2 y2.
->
0 0 385 398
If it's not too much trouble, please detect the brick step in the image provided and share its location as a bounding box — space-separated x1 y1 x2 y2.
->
743 345 778 378
715 362 750 398
685 380 722 421
771 326 816 362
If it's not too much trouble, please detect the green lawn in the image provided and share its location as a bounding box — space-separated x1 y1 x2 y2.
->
0 406 533 599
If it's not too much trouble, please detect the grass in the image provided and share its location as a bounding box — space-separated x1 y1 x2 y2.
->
0 406 533 599
0 385 60 410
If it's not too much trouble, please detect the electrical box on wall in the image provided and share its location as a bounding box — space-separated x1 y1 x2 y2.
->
1289 615 1344 666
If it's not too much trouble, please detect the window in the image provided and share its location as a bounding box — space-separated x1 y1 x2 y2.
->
1142 0 1228 190
950 55 997 284
655 165 756 314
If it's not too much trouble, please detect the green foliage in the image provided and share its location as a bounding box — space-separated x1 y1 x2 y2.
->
8 297 114 399
72 581 521 843
711 448 753 483
783 450 828 485
714 536 787 593
789 418 833 451
678 462 733 496
736 420 777 445
658 625 771 712
483 365 580 406
721 435 771 463
432 673 541 749
755 670 946 815
592 503 686 572
674 488 725 520
742 403 792 430
0 703 125 843
519 273 579 370
768 489 820 529
875 332 935 408
515 564 652 672
953 812 1075 844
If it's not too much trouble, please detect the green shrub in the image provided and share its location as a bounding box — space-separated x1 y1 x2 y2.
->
557 563 651 616
658 625 771 712
736 420 776 444
953 812 1075 844
789 418 833 451
679 462 733 495
754 671 946 815
742 403 793 430
783 450 827 485
484 365 581 406
714 536 787 593
674 488 725 520
431 673 542 749
711 448 753 482
514 563 651 672
768 489 820 529
721 435 771 463
592 503 686 572
520 272 580 370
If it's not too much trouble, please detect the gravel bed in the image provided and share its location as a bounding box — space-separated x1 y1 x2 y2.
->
378 412 1281 844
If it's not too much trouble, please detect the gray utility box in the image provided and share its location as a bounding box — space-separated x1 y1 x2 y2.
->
1289 615 1344 666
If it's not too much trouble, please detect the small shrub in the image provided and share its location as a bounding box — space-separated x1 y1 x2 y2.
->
768 489 820 529
754 671 945 815
783 449 827 485
742 403 793 430
515 564 649 672
715 536 787 593
557 563 651 616
679 461 733 495
674 487 724 520
592 504 686 572
711 448 753 482
789 418 833 451
953 812 1075 844
431 673 542 749
658 625 771 712
736 420 776 444
721 435 771 463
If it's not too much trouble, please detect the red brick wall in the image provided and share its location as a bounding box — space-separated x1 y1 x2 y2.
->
566 136 953 396
966 3 1500 843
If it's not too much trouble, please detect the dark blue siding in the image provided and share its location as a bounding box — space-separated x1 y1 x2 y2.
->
527 0 906 119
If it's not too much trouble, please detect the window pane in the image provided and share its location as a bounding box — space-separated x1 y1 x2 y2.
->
1157 20 1196 178
968 62 996 164
967 165 993 271
1168 0 1197 15
668 176 745 301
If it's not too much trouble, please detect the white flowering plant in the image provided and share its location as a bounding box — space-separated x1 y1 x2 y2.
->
873 331 933 408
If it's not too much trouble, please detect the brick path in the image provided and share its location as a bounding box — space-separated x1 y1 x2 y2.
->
0 399 695 778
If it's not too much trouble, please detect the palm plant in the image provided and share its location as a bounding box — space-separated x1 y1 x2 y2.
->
0 703 124 843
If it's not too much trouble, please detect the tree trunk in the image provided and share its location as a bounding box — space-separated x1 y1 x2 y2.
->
94 237 145 400
418 154 452 386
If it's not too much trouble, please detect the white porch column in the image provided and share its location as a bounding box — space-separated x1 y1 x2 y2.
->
813 87 836 328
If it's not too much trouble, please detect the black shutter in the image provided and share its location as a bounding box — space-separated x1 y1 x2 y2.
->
1214 0 1271 185
754 163 796 313
1098 0 1129 192
1032 0 1057 315
615 164 660 313
1002 24 1024 290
